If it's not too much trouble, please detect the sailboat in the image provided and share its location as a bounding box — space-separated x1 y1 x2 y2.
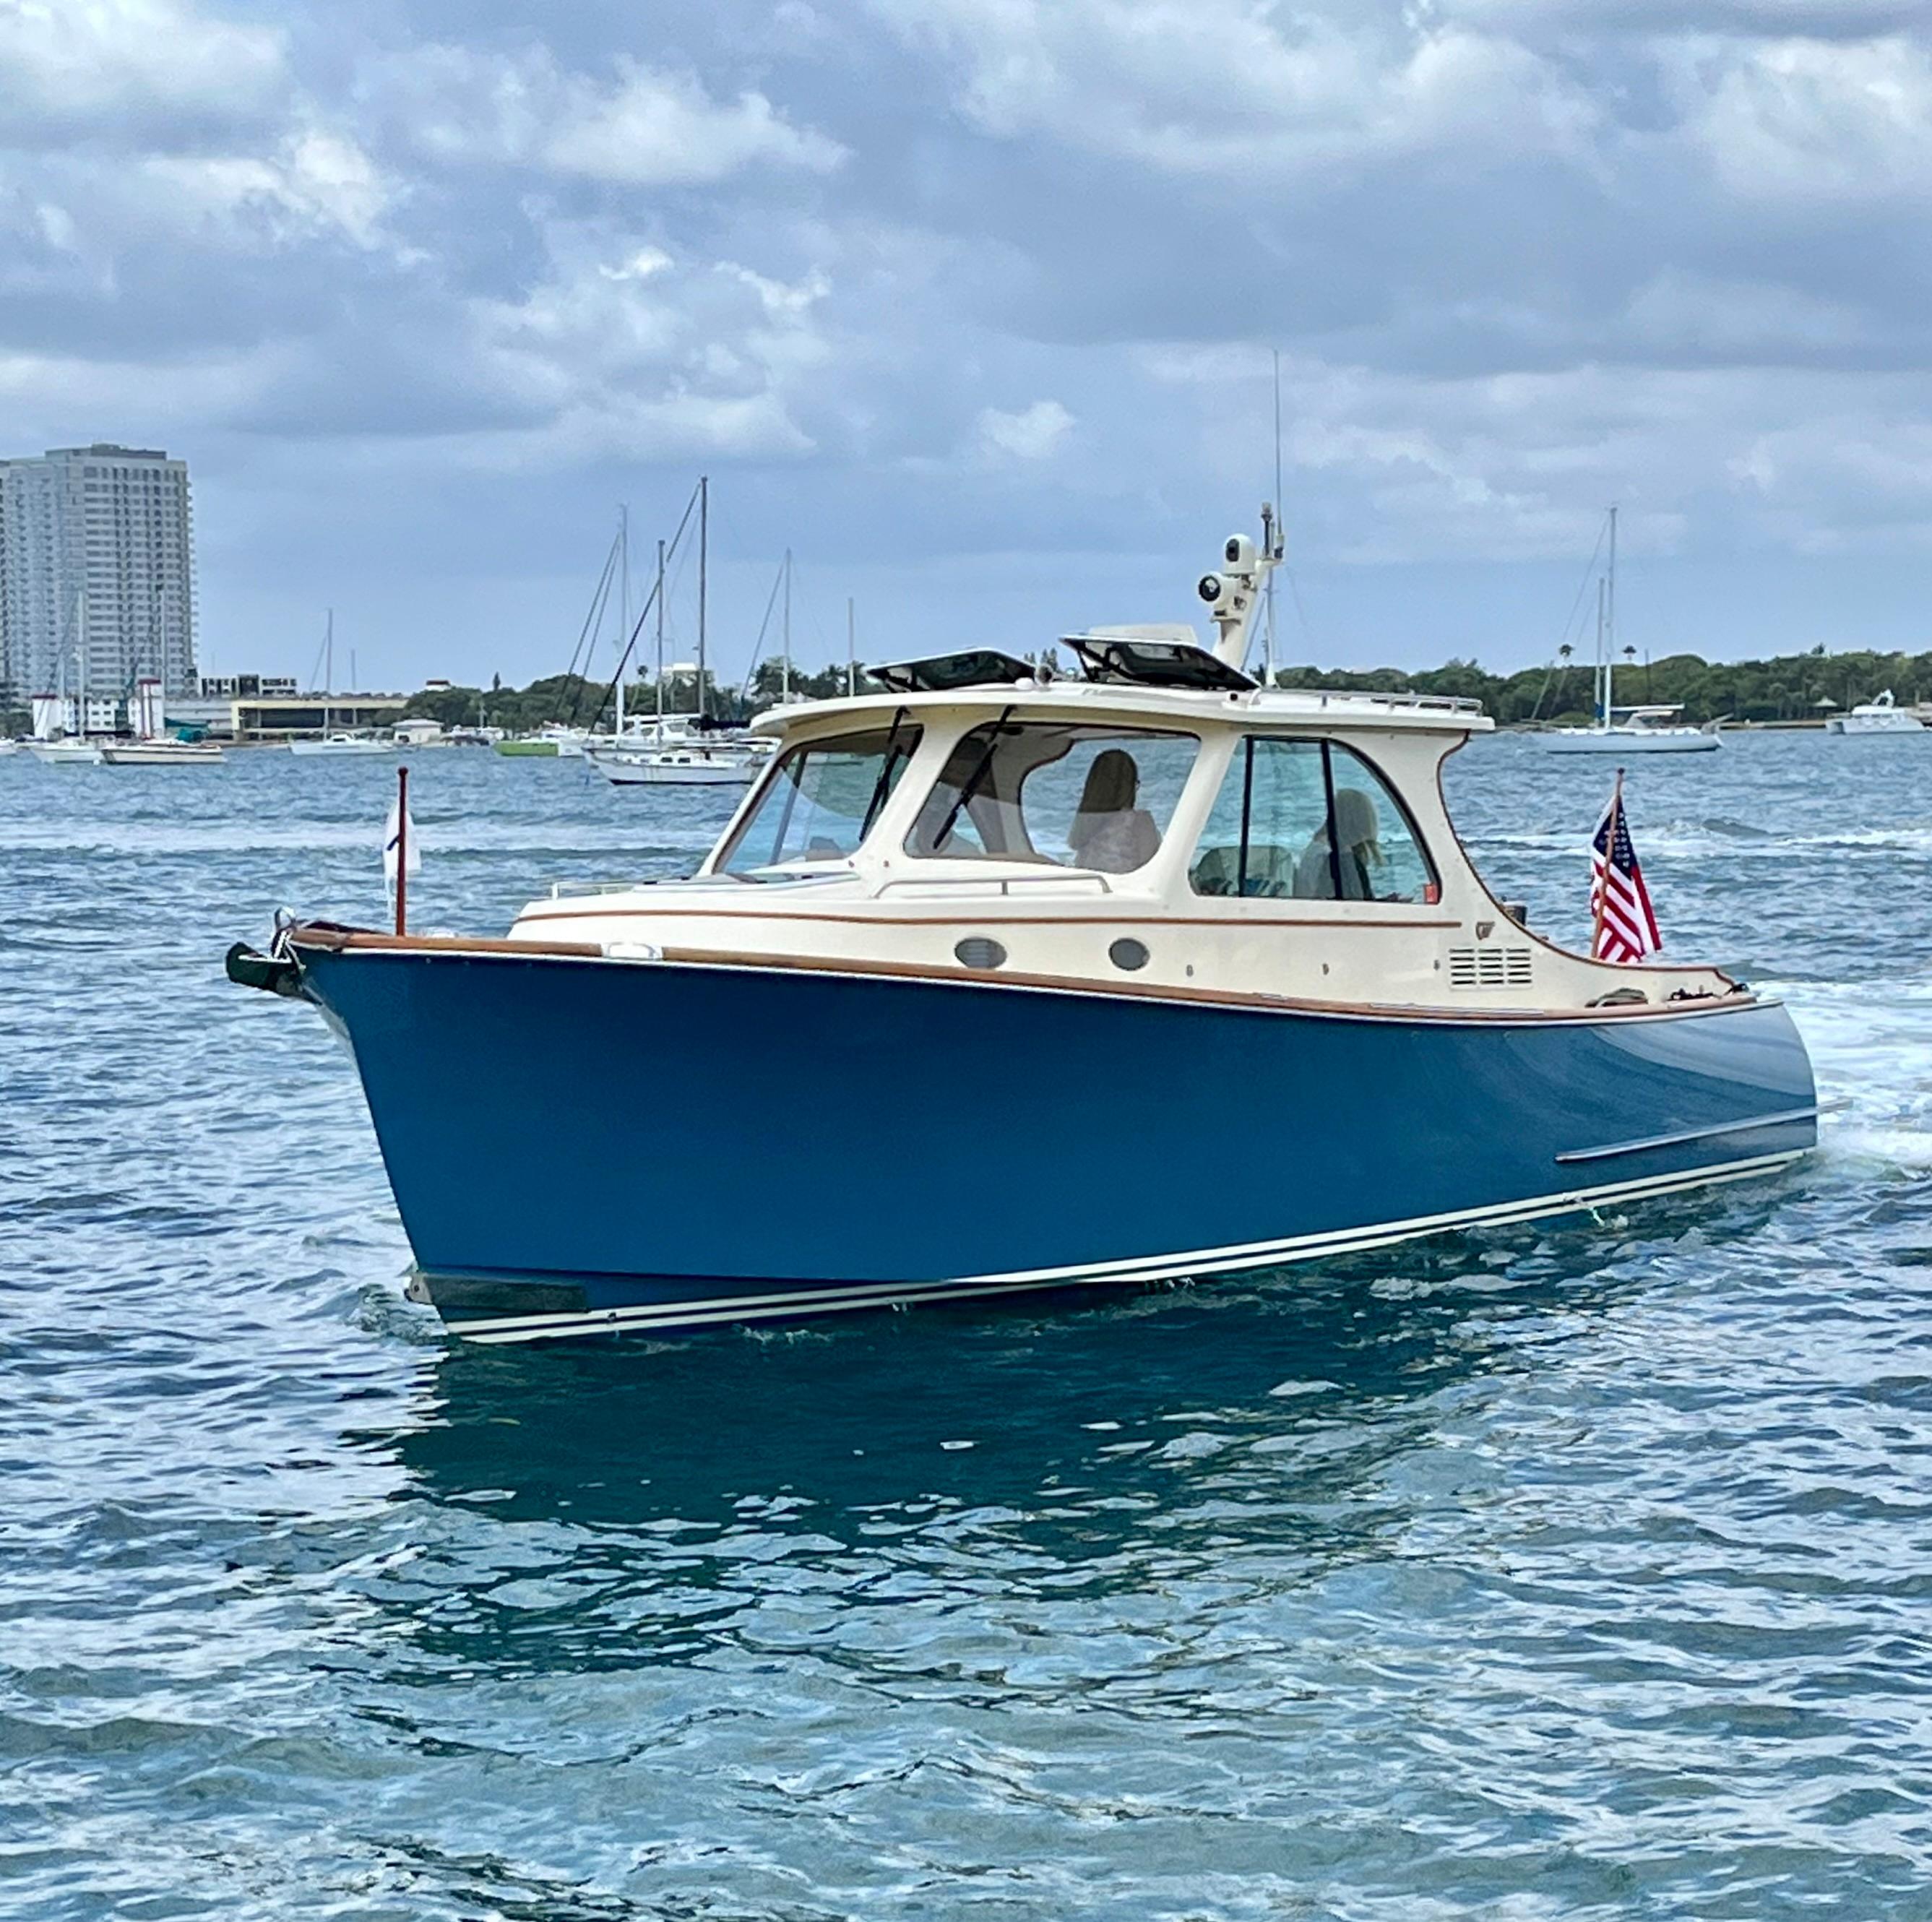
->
30 593 105 764
102 627 223 763
1545 507 1719 754
592 480 760 788
290 611 395 755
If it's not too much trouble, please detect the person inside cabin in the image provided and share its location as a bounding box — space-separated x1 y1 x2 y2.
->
1293 786 1382 900
1067 748 1160 873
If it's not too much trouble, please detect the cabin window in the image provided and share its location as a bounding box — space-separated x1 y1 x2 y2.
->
1189 738 1437 902
717 722 923 876
905 722 1196 873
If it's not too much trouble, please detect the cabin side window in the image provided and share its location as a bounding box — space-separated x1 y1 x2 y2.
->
717 723 923 876
1189 738 1438 902
905 723 1197 874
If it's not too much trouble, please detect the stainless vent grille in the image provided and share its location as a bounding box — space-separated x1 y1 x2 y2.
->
1449 947 1534 989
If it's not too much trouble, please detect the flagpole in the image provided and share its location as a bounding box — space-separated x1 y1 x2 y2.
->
394 764 409 936
1591 766 1621 960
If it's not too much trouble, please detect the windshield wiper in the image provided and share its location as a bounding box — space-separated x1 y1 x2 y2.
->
927 704 1016 853
859 706 913 838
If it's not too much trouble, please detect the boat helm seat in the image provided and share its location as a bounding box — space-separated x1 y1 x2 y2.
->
1190 843 1291 897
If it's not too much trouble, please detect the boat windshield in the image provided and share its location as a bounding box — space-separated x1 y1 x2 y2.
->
717 723 923 876
906 723 1197 873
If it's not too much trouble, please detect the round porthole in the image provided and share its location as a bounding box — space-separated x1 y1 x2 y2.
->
1108 937 1150 972
954 936 1007 970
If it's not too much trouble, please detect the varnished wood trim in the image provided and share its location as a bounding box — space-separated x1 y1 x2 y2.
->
292 925 603 959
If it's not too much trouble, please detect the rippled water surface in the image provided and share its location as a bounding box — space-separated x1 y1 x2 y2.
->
3 734 1929 1918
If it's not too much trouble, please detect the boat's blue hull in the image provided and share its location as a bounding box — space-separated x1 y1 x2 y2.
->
293 947 1818 1343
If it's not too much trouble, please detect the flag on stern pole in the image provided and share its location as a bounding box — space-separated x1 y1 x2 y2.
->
383 787 420 891
1590 772 1661 963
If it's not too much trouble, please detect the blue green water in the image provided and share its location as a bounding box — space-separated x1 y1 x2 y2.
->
2 736 1928 1918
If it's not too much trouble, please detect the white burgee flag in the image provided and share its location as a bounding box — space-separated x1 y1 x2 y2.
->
383 790 421 889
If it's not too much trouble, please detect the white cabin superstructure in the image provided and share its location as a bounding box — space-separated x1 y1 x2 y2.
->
514 522 1743 1018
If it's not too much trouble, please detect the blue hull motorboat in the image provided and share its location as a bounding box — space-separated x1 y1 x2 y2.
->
230 510 1821 1343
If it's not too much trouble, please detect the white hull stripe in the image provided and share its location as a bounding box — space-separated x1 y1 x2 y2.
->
1556 1103 1835 1165
441 1150 1804 1345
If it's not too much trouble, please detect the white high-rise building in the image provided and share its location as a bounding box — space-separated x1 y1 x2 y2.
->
0 444 198 705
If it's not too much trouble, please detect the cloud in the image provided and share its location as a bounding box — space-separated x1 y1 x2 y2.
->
1666 32 1932 204
369 43 845 186
977 397 1074 460
457 217 832 465
138 127 393 250
0 0 285 132
879 0 1600 177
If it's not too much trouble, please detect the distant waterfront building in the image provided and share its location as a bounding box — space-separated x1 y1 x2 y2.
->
0 443 198 704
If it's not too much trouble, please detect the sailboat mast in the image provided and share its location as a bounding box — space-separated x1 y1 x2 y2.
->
697 475 708 720
846 597 855 698
617 507 628 737
655 539 665 724
1605 504 1618 722
324 608 333 733
1595 578 1607 728
782 549 792 702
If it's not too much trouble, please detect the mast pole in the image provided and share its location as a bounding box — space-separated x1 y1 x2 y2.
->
1605 504 1618 723
697 475 708 720
324 607 333 733
1595 577 1607 728
616 507 628 737
655 538 665 725
782 549 792 702
847 596 855 698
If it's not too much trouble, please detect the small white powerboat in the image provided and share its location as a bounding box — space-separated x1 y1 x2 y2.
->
290 733 396 758
1826 691 1925 736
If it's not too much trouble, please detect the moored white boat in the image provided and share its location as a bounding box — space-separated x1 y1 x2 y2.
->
1545 706 1722 754
100 739 225 765
231 512 1819 1345
290 733 395 757
1825 690 1925 736
28 738 105 765
1543 507 1720 755
594 742 759 786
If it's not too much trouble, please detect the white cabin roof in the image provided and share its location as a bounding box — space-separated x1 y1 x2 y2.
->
751 678 1491 740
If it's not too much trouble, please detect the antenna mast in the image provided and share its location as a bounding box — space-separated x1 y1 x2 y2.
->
1264 348 1282 684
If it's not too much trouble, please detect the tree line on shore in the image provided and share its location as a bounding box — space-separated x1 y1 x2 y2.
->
398 643 1931 733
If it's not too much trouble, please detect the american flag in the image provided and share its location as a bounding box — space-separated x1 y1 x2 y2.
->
1590 777 1662 963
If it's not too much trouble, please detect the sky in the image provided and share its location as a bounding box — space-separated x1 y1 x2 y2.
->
6 0 1932 691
